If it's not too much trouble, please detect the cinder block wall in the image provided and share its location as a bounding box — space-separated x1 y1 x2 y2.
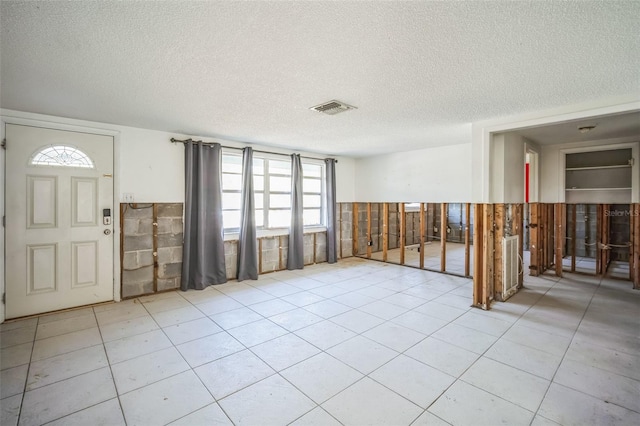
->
121 203 183 298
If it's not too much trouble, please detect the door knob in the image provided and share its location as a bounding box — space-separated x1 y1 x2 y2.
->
104 229 111 235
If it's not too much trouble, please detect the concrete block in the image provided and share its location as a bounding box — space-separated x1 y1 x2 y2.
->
122 281 154 298
123 205 153 219
123 219 139 235
138 219 154 235
159 262 182 279
122 252 138 270
122 265 153 284
138 250 154 268
158 233 183 248
157 203 183 218
124 235 153 251
157 278 179 292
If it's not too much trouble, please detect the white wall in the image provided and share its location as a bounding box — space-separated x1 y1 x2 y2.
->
490 133 528 203
354 143 472 202
541 136 640 203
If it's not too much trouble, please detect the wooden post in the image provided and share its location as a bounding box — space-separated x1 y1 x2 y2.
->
278 236 283 270
258 238 263 274
631 203 640 290
464 203 471 277
352 203 359 256
441 203 447 272
629 204 637 282
571 204 577 272
603 204 611 274
473 204 490 309
596 204 602 275
529 203 540 276
513 204 524 287
555 203 564 277
339 203 343 259
382 203 389 262
399 203 406 265
493 204 505 300
152 203 158 292
367 203 372 258
419 202 425 269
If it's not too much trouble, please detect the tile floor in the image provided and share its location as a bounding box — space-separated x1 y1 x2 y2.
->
1 257 639 426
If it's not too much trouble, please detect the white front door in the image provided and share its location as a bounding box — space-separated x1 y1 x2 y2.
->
5 124 114 318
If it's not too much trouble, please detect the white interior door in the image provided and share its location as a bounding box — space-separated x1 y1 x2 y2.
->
5 124 114 318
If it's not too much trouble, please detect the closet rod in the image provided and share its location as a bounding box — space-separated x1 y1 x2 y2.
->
170 138 336 163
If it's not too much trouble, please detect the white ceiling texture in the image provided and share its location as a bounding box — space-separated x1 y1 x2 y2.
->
1 1 639 157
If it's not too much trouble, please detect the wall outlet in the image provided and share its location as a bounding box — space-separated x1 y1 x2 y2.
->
123 193 134 202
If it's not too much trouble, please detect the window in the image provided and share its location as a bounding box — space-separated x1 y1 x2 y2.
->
221 152 325 231
30 145 94 168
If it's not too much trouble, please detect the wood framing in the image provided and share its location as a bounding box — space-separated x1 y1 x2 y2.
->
493 204 505 300
596 204 602 275
399 203 406 265
554 203 563 277
547 204 554 269
339 203 343 259
529 203 540 276
258 238 263 274
278 235 283 270
367 203 372 258
464 203 471 277
352 203 359 256
382 203 389 262
419 203 425 269
440 203 447 272
570 204 577 272
632 203 640 290
152 203 159 292
512 204 524 287
472 204 494 309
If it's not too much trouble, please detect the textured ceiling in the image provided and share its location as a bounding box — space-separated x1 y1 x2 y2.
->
513 111 640 146
1 1 639 157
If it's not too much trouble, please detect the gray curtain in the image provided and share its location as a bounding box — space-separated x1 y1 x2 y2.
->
237 147 258 281
181 141 227 290
325 158 337 263
287 154 304 270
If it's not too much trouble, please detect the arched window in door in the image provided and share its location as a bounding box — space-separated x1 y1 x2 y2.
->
30 145 94 168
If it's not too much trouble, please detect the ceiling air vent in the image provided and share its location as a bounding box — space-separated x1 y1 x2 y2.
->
310 100 356 115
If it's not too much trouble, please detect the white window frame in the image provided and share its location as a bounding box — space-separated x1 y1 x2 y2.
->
221 151 326 232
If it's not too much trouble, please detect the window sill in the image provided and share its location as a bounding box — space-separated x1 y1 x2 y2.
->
223 226 327 242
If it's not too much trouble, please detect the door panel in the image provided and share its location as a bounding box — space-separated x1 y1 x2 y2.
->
6 124 114 318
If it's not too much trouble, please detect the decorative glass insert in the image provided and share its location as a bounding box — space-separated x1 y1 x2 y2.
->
30 145 94 168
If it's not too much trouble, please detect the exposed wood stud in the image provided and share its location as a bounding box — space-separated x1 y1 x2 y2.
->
596 204 601 275
529 203 540 276
571 204 577 272
278 235 283 271
493 204 504 301
367 203 372 258
464 203 471 277
547 204 555 269
472 204 485 308
258 238 263 274
383 203 389 262
554 204 563 277
152 203 158 292
440 203 447 272
119 203 126 297
352 203 359 256
420 202 425 269
632 203 640 290
399 203 406 265
339 203 343 259
513 204 524 287
313 232 317 264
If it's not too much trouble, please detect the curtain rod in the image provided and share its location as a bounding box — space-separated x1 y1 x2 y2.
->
170 138 337 163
